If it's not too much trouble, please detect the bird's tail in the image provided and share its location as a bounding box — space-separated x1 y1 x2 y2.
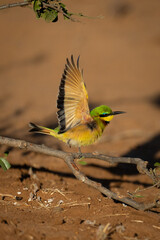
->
29 122 53 135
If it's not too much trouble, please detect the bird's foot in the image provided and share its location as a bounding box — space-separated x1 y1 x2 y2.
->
77 147 87 165
78 153 83 159
78 147 83 159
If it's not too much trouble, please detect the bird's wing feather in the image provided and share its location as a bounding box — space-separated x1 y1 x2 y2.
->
57 55 92 133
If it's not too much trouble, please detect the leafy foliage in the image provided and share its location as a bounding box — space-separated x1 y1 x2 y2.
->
154 162 160 167
32 0 73 22
77 156 88 165
78 160 88 166
0 152 11 171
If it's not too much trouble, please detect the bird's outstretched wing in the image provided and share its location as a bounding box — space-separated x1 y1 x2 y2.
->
57 55 92 133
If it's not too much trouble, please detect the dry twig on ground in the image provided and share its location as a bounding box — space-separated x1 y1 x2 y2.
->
0 136 159 211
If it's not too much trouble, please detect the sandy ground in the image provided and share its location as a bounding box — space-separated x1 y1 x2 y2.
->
0 0 160 239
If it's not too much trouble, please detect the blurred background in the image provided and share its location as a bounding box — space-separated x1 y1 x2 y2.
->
0 0 160 162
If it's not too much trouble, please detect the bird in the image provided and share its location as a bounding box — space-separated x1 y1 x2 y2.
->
29 55 125 155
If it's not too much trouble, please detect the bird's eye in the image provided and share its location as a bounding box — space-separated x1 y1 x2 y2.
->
100 113 108 117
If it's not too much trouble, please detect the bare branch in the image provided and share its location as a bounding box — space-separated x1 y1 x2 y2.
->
0 135 159 211
72 153 158 183
0 1 30 10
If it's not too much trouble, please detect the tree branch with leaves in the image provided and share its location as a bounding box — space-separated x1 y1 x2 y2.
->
0 0 87 22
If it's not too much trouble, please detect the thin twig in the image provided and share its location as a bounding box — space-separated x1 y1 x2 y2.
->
0 135 159 211
0 1 30 10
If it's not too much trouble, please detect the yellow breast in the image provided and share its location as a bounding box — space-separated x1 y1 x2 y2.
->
57 122 103 147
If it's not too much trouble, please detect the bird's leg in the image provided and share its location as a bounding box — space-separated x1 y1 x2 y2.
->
78 147 83 159
77 147 87 165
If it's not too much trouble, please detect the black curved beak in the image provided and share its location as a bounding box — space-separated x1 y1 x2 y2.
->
112 111 126 115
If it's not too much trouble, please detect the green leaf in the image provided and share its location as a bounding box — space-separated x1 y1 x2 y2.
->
78 160 88 165
33 0 42 11
59 2 66 9
154 162 160 167
133 194 144 198
59 2 72 20
41 9 58 22
0 157 11 171
4 151 9 157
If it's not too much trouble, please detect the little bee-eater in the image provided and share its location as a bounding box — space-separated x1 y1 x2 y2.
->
29 56 125 153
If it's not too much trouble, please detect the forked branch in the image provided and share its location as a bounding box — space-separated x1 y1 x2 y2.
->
0 136 159 211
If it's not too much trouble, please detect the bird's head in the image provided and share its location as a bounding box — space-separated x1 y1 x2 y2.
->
90 105 125 123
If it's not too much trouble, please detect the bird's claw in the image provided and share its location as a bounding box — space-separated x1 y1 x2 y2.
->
78 154 84 160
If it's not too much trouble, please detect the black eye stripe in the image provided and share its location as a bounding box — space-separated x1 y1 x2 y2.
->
99 113 112 117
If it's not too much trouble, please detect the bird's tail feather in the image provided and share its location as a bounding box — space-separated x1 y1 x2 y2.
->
29 122 52 135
